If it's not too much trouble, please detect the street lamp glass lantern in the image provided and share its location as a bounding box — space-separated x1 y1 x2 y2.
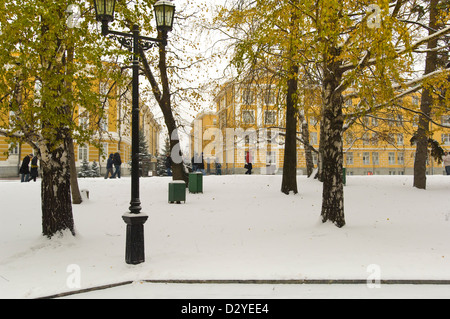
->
94 0 116 22
154 0 175 32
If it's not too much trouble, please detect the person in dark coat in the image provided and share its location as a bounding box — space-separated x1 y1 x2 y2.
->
28 156 39 182
110 152 122 178
198 152 205 174
105 153 114 179
165 154 172 176
19 154 33 182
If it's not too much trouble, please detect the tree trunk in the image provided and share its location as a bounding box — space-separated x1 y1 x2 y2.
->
281 2 299 194
320 54 345 228
68 136 82 204
413 0 439 190
158 34 188 184
281 64 299 194
316 113 325 181
298 112 314 177
41 136 75 238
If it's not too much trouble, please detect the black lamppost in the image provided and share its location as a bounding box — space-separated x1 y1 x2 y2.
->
93 0 175 265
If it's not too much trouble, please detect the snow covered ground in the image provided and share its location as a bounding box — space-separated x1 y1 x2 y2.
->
1 174 450 299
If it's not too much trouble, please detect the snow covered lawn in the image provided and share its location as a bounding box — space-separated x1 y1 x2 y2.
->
1 174 450 298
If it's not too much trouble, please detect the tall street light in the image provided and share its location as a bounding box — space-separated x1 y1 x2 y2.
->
93 0 175 265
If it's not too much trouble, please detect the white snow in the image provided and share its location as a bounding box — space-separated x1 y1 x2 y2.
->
1 174 450 299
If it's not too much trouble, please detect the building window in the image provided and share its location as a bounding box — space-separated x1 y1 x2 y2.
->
100 114 108 132
310 132 318 145
101 142 108 158
363 133 370 145
309 117 318 126
345 131 355 145
389 152 395 165
264 110 277 125
372 152 379 165
266 151 276 165
9 143 19 155
397 152 404 165
442 115 450 126
78 144 88 162
397 133 404 146
346 152 353 165
442 134 450 145
79 116 89 130
371 117 378 126
242 110 255 124
263 89 275 105
242 89 254 105
363 152 370 165
371 133 378 145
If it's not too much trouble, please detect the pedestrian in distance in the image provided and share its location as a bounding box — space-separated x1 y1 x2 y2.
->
19 154 33 182
105 153 114 179
198 152 205 175
245 151 252 175
191 154 198 173
110 152 122 178
215 157 222 175
165 153 172 176
28 155 39 182
443 151 450 175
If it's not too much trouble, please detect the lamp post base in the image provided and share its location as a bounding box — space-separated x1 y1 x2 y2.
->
122 213 149 265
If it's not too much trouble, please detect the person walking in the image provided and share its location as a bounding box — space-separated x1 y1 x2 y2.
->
198 152 205 175
245 151 252 175
19 154 33 182
110 152 122 178
444 151 450 175
105 153 114 179
165 153 172 176
215 157 222 175
28 155 39 182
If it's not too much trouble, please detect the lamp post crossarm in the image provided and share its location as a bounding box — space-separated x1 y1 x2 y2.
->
105 28 163 51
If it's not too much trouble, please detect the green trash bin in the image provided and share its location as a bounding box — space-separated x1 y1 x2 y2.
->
168 181 186 203
189 172 203 193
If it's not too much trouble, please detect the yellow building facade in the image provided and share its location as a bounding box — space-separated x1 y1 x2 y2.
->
193 82 449 175
0 79 161 178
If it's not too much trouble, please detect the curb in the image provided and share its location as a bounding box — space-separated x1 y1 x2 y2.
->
37 278 450 299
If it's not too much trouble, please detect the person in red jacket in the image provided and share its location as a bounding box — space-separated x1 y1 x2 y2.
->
245 151 252 175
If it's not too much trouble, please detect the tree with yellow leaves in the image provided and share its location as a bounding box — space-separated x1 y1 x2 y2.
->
215 0 450 228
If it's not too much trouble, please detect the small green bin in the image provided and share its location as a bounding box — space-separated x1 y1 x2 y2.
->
188 172 203 194
168 181 186 203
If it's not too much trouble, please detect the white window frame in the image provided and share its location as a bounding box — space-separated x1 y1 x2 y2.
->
264 110 277 125
388 152 395 165
346 152 353 165
442 134 450 145
78 144 88 162
363 152 370 165
397 133 404 146
242 89 254 105
372 152 379 165
397 152 404 165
